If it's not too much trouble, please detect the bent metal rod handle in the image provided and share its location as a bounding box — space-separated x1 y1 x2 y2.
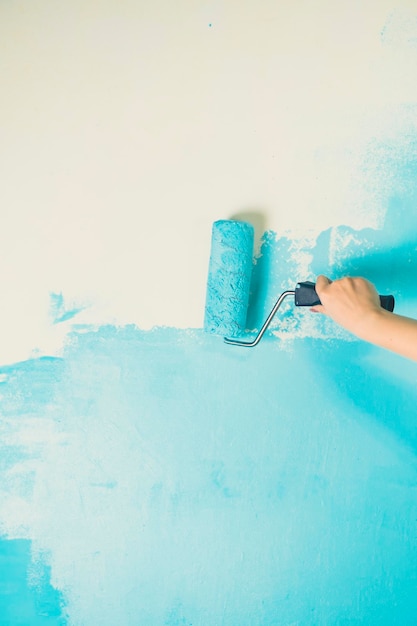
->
224 280 395 347
295 281 395 312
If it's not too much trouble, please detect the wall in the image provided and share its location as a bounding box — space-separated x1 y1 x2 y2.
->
1 1 417 624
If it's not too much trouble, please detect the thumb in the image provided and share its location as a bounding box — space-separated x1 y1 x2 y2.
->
311 275 332 314
315 274 332 296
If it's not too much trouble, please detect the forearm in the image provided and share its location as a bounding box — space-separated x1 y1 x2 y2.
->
313 276 417 361
355 309 417 361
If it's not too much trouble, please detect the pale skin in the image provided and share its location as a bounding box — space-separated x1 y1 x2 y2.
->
312 275 417 362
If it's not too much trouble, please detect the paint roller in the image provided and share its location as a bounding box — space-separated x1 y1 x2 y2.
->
204 220 255 337
204 219 395 347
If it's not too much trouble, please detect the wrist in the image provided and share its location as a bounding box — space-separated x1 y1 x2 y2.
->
353 307 389 342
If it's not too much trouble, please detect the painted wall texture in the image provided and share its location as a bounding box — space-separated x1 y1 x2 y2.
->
1 1 417 625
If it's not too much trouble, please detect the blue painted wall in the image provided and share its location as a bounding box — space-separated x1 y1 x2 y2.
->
1 187 417 624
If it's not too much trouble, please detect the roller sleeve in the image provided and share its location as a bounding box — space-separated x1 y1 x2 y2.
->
204 220 254 336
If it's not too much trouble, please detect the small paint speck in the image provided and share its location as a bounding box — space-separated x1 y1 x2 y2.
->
208 23 212 27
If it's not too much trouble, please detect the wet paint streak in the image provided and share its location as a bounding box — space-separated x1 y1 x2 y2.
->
0 538 66 625
49 294 87 325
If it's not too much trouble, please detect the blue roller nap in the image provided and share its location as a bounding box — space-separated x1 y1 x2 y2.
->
204 220 254 336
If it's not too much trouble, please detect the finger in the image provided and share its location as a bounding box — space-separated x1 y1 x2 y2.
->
315 275 331 296
310 305 325 314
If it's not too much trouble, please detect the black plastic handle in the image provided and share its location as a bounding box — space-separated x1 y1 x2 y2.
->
295 281 395 312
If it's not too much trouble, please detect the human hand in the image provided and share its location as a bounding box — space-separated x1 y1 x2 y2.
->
312 275 384 338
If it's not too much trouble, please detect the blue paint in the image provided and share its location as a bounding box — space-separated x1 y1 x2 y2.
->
246 230 297 331
0 356 64 417
244 158 417 340
50 293 86 324
204 220 254 336
310 202 417 302
0 538 66 625
1 319 417 624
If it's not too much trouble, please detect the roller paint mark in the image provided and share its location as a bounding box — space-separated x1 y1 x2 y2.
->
0 538 66 625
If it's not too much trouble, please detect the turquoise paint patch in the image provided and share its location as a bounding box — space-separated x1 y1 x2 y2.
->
50 293 86 324
1 324 417 625
310 196 417 297
0 356 65 417
0 538 66 625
